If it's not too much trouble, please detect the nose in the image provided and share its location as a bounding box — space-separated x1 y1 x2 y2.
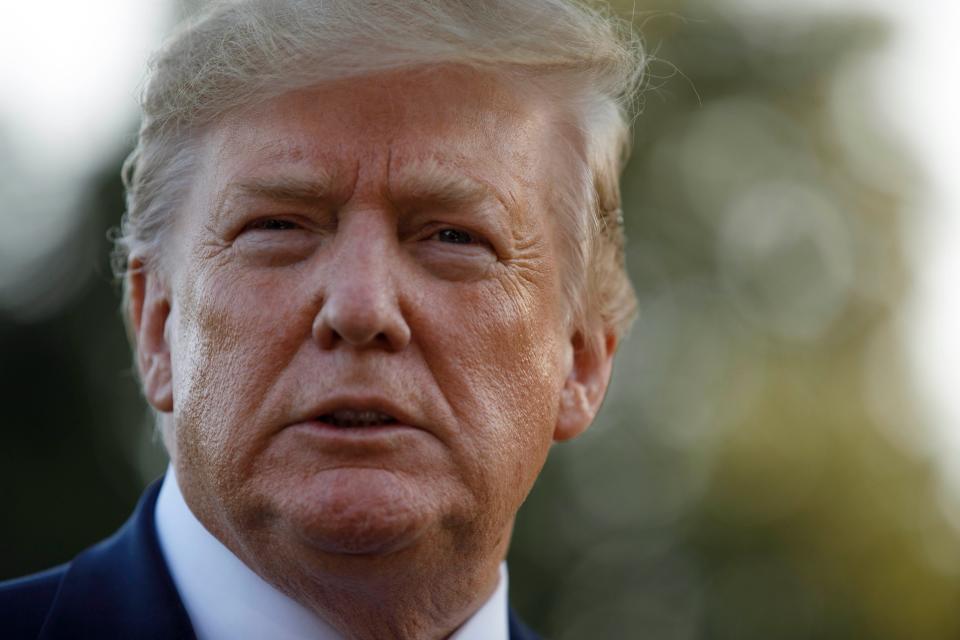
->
312 221 412 352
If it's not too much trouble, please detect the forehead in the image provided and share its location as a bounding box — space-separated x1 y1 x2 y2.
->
198 66 564 208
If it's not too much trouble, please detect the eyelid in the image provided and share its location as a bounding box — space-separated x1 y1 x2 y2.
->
240 213 335 235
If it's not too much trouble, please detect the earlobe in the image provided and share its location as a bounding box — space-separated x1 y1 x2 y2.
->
554 330 617 442
128 258 174 413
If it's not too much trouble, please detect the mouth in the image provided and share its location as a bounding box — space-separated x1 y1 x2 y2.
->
316 409 400 428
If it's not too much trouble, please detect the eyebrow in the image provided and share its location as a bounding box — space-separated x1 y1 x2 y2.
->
230 175 338 202
213 161 516 224
388 159 514 216
212 172 343 225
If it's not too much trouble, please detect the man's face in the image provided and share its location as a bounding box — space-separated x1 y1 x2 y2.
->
135 67 611 588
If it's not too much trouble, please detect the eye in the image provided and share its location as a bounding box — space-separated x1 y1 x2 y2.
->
246 218 300 232
433 228 475 244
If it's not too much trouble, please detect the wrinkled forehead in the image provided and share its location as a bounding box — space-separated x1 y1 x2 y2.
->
195 66 570 211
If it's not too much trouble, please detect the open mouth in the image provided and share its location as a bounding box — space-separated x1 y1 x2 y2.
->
317 410 399 428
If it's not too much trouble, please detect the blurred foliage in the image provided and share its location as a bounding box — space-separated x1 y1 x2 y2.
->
0 152 166 575
1 2 956 639
509 2 959 640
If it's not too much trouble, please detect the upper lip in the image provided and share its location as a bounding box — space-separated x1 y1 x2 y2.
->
296 394 424 430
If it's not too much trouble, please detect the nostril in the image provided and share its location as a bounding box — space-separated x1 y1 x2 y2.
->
312 294 411 352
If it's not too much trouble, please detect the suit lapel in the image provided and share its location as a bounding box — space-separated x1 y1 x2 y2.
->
38 480 196 640
508 606 542 640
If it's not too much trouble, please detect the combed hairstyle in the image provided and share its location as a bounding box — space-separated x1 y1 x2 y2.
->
115 0 644 360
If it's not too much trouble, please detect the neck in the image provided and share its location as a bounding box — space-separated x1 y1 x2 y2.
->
247 535 509 640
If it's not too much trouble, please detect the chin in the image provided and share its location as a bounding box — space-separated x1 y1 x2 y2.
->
281 467 436 557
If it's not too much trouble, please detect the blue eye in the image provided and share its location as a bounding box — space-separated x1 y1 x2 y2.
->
435 228 474 244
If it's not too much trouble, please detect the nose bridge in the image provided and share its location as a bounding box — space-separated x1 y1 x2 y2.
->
332 223 395 313
313 208 411 351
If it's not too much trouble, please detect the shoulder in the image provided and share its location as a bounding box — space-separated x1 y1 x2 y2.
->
0 479 195 640
0 564 69 640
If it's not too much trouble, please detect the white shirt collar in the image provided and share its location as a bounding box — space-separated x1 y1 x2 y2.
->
154 467 510 640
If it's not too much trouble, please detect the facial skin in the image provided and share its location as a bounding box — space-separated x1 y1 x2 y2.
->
129 65 615 639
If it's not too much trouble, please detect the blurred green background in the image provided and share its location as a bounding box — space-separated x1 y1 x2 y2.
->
2 1 957 639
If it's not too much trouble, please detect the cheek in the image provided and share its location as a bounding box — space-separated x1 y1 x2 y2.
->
418 278 567 495
170 268 313 473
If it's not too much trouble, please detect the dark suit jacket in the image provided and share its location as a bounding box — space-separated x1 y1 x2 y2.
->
0 481 541 639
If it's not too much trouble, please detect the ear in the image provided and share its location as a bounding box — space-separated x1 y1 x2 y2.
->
554 328 617 442
127 258 174 413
